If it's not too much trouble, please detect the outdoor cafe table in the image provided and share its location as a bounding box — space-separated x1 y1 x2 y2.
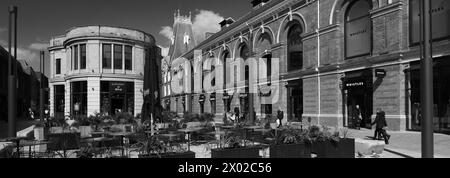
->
0 137 29 158
107 132 133 157
177 128 203 151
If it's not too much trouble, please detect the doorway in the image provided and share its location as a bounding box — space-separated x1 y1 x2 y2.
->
111 94 125 115
344 70 373 129
287 80 303 122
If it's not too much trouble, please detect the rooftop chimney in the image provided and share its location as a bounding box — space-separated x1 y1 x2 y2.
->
219 18 235 29
251 0 270 9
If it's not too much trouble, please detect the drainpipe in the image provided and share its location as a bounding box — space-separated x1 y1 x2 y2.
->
316 0 321 125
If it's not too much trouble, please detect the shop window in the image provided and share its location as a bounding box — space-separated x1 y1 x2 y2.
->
102 44 112 69
410 0 450 45
54 85 65 113
125 45 132 70
114 45 123 70
80 44 86 69
55 58 61 75
287 22 303 71
71 81 87 116
345 0 372 59
73 45 78 70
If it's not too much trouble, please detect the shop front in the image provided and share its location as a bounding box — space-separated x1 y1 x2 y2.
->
408 57 450 133
342 69 373 129
100 81 135 116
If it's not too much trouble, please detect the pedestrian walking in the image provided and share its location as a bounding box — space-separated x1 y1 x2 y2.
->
234 107 240 123
28 108 35 120
354 105 362 130
372 108 391 144
277 108 284 128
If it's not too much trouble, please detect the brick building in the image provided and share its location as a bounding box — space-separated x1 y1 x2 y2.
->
164 0 450 132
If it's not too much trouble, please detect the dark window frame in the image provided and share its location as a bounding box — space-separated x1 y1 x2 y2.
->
344 0 373 59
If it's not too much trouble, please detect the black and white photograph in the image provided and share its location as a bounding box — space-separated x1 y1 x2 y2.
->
0 0 449 169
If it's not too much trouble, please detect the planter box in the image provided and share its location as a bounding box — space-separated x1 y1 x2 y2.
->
34 127 49 141
211 147 261 158
79 126 92 138
270 143 311 158
313 138 355 158
138 151 196 158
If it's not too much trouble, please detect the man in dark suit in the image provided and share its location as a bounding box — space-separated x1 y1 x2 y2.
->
372 108 391 144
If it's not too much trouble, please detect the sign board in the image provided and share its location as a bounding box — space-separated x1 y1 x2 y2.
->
375 69 386 77
110 82 125 93
410 0 450 44
344 80 368 90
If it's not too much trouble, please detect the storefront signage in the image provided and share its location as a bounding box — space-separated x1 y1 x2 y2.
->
410 0 450 44
375 69 386 77
110 82 125 93
344 80 367 89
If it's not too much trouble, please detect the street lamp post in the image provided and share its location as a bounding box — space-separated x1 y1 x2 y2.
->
421 0 434 158
8 6 18 138
40 51 45 121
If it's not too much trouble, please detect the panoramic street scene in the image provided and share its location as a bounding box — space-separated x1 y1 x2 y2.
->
0 0 449 160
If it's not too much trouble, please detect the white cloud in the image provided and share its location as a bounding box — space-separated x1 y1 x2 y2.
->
29 42 49 51
192 10 224 43
159 26 174 45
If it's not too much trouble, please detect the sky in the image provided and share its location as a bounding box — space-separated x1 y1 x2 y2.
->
0 0 252 76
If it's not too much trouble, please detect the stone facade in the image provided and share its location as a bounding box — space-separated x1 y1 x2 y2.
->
48 26 156 117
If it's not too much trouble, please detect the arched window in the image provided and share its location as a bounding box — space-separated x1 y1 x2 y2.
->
287 22 303 71
345 0 372 59
239 44 250 82
222 50 230 87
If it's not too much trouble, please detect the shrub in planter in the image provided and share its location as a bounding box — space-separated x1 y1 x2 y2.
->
134 131 193 158
309 126 355 158
269 126 312 158
210 131 261 158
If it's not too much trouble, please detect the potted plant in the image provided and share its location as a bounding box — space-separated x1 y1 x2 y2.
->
210 128 261 158
135 132 195 158
47 115 67 133
310 126 355 158
269 126 312 158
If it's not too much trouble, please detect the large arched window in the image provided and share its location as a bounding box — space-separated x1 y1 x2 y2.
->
345 0 372 59
222 50 230 87
287 22 303 71
239 44 250 82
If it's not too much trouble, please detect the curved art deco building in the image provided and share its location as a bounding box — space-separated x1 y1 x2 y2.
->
48 26 157 117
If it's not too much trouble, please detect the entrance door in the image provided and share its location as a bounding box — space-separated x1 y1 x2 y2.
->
344 70 373 129
111 94 125 115
347 88 372 129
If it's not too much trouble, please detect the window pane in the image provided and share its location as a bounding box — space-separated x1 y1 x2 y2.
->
347 0 370 21
74 45 78 70
102 44 111 69
80 44 86 69
125 46 132 70
114 45 123 70
56 58 61 74
287 24 303 71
